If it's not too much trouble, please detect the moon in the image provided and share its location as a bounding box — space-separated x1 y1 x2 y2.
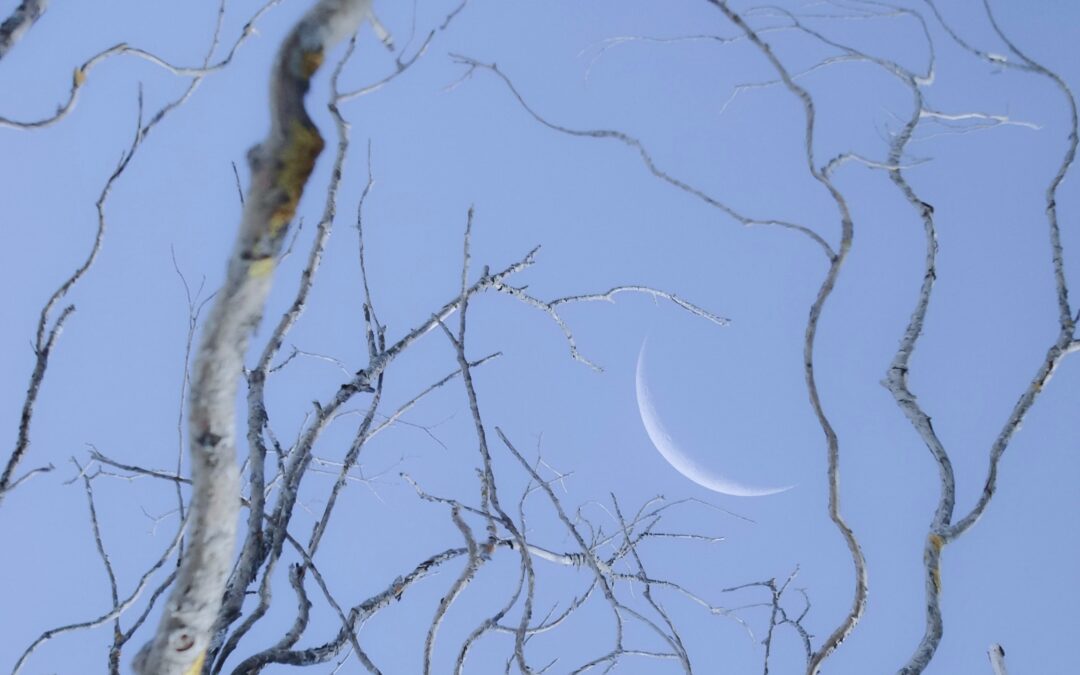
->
635 339 792 497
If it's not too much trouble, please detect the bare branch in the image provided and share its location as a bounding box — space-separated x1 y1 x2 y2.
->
703 3 868 671
1 81 145 505
448 53 836 259
492 283 729 371
337 0 470 102
988 644 1008 675
435 215 538 673
0 0 283 130
2 0 242 507
0 0 48 61
231 545 473 670
424 505 484 673
214 31 361 660
13 512 188 675
133 3 381 673
890 3 1079 671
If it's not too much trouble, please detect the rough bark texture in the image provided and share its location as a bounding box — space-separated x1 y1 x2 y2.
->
0 0 49 61
132 2 373 673
988 644 1008 675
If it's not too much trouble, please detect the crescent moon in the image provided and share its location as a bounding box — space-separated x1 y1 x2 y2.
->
635 339 792 497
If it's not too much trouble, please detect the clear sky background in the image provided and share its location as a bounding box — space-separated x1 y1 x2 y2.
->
1 1 1078 673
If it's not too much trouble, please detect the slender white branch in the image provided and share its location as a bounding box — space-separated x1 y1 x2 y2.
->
0 0 282 130
919 109 1040 131
449 54 836 259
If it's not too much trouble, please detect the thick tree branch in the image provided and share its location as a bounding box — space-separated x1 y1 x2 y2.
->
132 2 378 673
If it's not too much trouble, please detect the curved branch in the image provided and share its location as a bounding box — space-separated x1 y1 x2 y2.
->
131 2 377 673
890 4 1079 673
212 31 359 662
1 0 235 508
0 1 282 130
449 54 836 259
703 3 868 672
1 87 145 507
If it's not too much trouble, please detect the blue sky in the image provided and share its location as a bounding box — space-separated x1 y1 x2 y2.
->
1 1 1078 673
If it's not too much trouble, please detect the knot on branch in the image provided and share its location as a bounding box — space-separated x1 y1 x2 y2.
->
344 370 376 394
196 430 223 448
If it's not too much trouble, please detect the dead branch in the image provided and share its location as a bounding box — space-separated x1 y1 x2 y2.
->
132 3 381 673
0 0 48 61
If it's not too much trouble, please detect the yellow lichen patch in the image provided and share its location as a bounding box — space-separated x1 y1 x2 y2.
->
300 49 325 79
182 650 207 675
248 257 276 279
928 534 944 593
270 119 324 235
73 67 86 87
268 205 293 238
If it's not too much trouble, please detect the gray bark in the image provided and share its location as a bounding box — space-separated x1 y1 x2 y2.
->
132 2 375 673
0 0 49 61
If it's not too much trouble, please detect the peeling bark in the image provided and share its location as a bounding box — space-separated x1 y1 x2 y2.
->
132 2 375 673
